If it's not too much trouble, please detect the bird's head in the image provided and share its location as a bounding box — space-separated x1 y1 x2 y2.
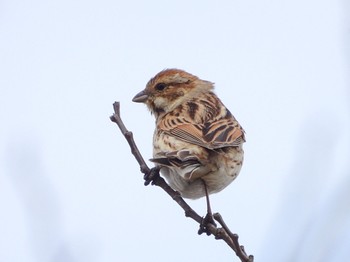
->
132 69 213 117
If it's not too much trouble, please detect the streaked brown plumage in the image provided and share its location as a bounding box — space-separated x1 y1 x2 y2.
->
133 69 245 199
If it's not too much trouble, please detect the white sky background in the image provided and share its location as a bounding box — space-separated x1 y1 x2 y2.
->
0 0 349 261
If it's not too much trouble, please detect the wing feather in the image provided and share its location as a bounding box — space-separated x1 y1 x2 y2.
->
170 125 205 147
157 94 245 150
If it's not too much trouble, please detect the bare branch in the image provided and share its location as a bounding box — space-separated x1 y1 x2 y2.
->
110 101 254 262
110 102 149 174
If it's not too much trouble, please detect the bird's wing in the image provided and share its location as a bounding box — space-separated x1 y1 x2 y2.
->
158 106 245 150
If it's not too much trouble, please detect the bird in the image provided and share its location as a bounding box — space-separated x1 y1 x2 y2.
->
132 69 245 221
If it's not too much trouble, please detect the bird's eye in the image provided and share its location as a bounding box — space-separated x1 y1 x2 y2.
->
155 83 167 91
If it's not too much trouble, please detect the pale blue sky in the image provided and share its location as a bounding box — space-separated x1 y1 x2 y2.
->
1 0 349 261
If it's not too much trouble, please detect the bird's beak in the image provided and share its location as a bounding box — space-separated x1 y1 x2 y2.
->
132 90 148 103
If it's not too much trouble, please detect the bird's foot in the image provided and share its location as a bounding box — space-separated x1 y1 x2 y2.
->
198 212 217 235
144 166 161 186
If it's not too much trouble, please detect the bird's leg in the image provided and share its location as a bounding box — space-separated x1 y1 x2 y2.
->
198 179 217 235
144 166 161 186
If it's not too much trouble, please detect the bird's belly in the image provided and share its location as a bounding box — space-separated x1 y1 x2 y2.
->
160 148 244 199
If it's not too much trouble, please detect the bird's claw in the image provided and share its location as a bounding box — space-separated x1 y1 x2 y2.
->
144 167 160 186
198 213 217 235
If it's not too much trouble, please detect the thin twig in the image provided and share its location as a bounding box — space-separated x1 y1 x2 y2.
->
214 213 254 261
110 101 254 262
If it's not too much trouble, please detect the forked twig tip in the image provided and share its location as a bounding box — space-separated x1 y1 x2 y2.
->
110 101 121 122
113 101 120 114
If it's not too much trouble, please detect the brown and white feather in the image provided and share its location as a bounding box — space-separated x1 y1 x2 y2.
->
133 69 245 199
